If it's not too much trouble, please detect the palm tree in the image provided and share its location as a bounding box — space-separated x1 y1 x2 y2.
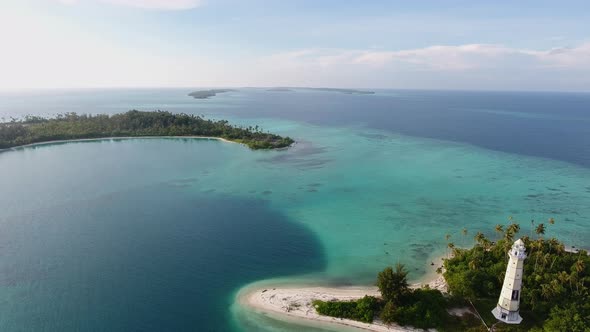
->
447 242 456 258
495 224 504 238
474 232 485 246
445 233 452 258
507 223 521 234
557 271 569 287
377 264 409 304
540 283 553 299
462 228 468 247
532 240 542 272
535 223 546 238
482 238 492 251
504 223 520 246
550 279 565 298
549 255 558 270
575 259 585 274
540 252 551 271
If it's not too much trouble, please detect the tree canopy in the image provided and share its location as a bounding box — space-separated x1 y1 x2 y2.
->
0 110 294 150
444 220 590 331
376 263 409 304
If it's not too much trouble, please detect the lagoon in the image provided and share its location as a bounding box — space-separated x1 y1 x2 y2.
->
0 89 589 331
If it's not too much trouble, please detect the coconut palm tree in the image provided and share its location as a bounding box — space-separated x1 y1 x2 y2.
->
462 227 468 247
507 223 521 234
445 233 452 257
494 224 504 238
535 223 546 238
540 283 553 299
575 259 585 274
447 242 456 258
540 252 551 271
474 232 485 246
504 223 520 246
557 271 570 287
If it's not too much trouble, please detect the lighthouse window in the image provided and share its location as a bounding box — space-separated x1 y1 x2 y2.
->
511 290 519 300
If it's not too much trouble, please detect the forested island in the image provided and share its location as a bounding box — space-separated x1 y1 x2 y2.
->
312 220 589 331
266 87 293 92
301 87 375 95
0 110 294 150
188 87 374 97
266 87 375 94
188 89 235 99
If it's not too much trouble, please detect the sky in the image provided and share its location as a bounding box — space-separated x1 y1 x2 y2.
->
1 0 589 91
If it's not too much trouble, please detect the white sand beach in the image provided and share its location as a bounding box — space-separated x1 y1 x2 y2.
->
237 274 447 332
0 136 238 152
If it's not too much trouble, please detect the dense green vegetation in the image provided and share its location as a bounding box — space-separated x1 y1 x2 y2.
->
314 263 458 330
314 219 589 331
375 264 456 329
444 219 590 331
188 89 235 99
313 295 379 323
379 286 450 329
0 110 294 150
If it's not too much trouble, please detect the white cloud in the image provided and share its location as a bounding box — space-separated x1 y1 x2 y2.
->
246 43 590 90
262 43 590 72
1 5 589 94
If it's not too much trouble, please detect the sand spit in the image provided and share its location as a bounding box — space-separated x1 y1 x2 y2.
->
238 275 447 332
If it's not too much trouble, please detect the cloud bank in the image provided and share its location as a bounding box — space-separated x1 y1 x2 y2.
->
261 43 590 71
240 43 590 90
1 8 589 93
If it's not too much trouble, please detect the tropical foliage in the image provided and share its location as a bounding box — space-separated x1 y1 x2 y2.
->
314 264 452 329
444 219 590 331
313 295 379 323
0 110 294 150
376 263 409 304
379 287 449 329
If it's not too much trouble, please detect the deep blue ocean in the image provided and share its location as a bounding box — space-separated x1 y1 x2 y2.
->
0 89 589 331
2 89 589 167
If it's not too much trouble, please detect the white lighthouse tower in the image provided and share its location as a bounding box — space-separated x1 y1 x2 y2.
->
492 238 526 324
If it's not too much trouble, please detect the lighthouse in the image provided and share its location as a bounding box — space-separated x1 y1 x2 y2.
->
492 238 526 324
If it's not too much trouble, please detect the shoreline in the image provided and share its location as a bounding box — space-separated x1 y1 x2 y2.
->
236 262 447 332
0 135 239 152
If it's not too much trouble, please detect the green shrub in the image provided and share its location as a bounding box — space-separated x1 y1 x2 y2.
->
313 295 379 323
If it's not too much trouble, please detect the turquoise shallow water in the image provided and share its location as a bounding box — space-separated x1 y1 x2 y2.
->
0 89 589 331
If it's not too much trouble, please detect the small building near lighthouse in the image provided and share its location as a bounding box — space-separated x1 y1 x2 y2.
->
492 238 527 324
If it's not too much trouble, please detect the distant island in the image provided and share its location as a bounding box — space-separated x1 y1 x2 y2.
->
266 87 293 92
0 110 294 150
266 87 375 94
301 87 375 95
188 89 235 99
188 87 375 97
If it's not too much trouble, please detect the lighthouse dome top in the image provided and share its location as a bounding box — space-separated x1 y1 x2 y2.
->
511 238 527 259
